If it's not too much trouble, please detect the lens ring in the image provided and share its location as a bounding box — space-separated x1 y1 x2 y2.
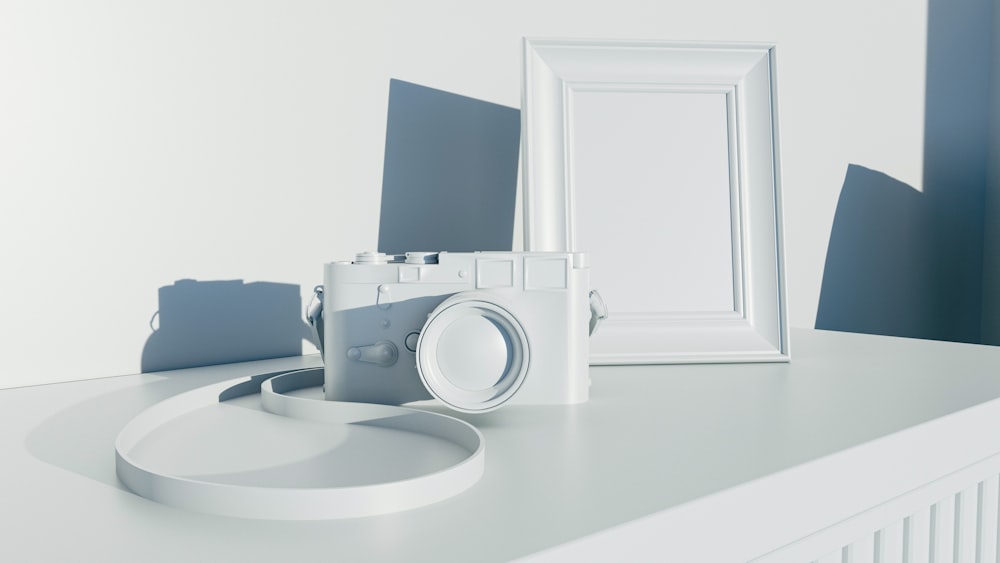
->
416 294 529 413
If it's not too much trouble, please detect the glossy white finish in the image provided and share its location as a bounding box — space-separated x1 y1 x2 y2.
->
115 368 485 520
521 38 788 364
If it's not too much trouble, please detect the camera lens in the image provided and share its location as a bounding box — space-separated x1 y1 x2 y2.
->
416 293 529 413
434 315 512 391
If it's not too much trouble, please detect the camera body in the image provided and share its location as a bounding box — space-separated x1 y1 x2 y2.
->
322 251 591 412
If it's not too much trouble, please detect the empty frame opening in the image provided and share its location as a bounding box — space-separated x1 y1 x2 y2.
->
568 87 737 315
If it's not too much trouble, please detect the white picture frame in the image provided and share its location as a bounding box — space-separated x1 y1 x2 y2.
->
522 38 789 364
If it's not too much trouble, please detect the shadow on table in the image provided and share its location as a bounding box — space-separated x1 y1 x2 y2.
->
24 373 246 489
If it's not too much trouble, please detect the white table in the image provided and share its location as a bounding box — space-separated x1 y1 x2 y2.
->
4 328 1000 562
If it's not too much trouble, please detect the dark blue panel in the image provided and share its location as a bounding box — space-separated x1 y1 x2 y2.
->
378 79 520 254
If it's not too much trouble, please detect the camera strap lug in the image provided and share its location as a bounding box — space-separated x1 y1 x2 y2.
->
376 284 392 309
589 290 608 336
306 285 325 360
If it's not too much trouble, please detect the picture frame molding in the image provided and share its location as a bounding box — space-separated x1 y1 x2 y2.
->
521 38 789 364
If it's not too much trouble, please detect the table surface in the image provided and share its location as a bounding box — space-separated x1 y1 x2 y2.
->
4 328 1000 562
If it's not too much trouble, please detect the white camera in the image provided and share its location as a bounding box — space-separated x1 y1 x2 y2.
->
320 251 593 413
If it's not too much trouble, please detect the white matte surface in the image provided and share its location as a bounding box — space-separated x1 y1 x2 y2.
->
6 329 1000 561
0 1 932 390
522 39 788 364
570 89 736 314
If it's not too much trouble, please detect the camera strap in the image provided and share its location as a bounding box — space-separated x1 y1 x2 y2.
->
115 367 485 520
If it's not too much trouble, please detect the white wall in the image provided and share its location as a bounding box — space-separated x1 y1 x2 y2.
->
0 0 930 388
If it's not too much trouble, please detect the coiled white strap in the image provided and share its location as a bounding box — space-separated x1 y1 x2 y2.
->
115 368 485 520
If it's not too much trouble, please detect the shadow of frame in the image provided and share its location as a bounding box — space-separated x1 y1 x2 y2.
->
816 0 993 343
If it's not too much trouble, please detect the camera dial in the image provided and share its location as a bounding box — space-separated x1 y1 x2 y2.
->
355 251 389 264
416 293 529 413
404 252 439 264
